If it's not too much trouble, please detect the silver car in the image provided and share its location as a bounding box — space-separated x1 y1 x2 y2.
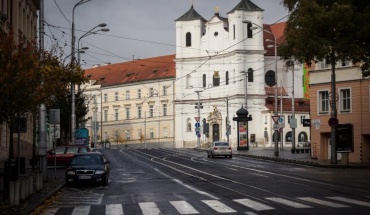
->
207 141 232 158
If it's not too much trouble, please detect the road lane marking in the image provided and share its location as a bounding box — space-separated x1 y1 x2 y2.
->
266 197 312 208
139 202 161 215
171 178 219 200
327 197 370 207
233 198 274 211
106 204 124 215
202 200 237 213
71 206 90 215
170 201 199 214
298 197 350 208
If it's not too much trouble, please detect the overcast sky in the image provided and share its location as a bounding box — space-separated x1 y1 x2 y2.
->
44 0 288 68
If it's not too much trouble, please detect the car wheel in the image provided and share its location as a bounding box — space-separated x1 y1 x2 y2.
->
207 153 210 158
102 177 108 186
211 152 214 158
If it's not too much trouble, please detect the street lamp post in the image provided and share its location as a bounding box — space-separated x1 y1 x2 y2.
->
71 0 92 145
266 36 279 156
244 20 279 156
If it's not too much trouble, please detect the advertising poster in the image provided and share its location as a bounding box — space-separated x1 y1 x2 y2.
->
238 121 248 148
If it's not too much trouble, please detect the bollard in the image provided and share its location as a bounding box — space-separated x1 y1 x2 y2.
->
14 180 20 205
40 172 43 188
20 177 26 201
9 181 14 205
25 175 30 198
29 174 33 196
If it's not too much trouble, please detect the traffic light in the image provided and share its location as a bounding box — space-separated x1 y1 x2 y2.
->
195 102 203 109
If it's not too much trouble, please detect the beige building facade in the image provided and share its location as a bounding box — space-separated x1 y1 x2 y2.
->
309 63 370 163
83 55 176 148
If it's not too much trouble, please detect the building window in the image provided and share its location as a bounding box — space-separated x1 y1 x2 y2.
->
138 89 141 99
115 109 119 121
318 90 329 114
149 88 154 97
340 88 351 112
203 74 206 88
300 116 306 124
104 110 108 122
126 90 130 100
149 105 154 117
233 24 235 40
104 93 108 102
186 32 191 47
264 115 267 124
115 92 119 101
248 68 254 82
213 71 220 87
226 71 229 85
247 22 253 38
138 106 142 119
163 127 168 138
126 130 131 140
187 118 191 132
163 86 167 96
163 104 167 116
126 108 130 119
288 115 291 124
150 128 154 138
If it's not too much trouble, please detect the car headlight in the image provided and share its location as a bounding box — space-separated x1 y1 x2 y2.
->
66 170 76 175
95 170 105 175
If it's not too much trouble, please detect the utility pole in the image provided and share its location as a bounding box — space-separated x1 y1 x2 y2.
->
291 65 296 153
281 81 283 150
195 90 203 147
38 0 47 181
226 96 230 144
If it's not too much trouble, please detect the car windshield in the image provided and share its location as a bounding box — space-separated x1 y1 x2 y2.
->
215 142 229 147
71 155 102 165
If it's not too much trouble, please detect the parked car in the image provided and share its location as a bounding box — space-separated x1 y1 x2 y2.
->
65 152 110 186
47 145 91 166
207 141 232 158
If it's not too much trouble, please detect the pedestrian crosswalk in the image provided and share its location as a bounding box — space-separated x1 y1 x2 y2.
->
43 196 370 215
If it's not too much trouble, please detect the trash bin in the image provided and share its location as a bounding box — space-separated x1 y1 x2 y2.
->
105 142 111 149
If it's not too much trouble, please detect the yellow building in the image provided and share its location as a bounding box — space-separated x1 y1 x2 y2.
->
83 55 176 148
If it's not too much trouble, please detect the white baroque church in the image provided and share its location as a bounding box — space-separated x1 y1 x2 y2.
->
173 0 309 148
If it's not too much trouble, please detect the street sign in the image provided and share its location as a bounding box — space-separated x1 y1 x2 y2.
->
328 117 339 127
194 117 200 122
49 124 61 139
278 116 285 128
195 122 200 128
272 115 280 123
195 127 200 132
290 118 297 128
273 124 280 131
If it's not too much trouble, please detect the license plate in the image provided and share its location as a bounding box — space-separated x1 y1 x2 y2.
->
220 148 226 150
79 175 91 179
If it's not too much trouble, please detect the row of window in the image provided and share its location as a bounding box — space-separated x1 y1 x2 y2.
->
318 88 351 114
103 127 169 141
94 87 168 104
186 69 254 88
99 104 168 122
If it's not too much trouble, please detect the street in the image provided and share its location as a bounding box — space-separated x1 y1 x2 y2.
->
39 148 370 215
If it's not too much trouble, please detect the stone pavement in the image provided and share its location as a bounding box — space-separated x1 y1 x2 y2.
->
0 167 65 215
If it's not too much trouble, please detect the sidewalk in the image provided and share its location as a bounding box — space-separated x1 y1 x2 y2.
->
0 167 65 215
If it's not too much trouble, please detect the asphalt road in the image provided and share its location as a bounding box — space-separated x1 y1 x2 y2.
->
38 148 370 215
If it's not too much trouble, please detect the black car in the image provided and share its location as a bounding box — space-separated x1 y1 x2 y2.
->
65 152 110 186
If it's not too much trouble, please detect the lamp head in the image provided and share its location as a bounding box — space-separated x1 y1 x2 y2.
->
98 23 107 27
101 28 110 32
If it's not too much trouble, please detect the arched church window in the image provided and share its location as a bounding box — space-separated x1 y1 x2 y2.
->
226 71 229 85
203 74 206 88
213 71 220 87
186 32 191 47
247 23 253 38
248 68 254 82
186 118 192 132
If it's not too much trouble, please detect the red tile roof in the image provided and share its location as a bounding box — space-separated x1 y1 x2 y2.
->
84 55 176 87
265 97 310 113
263 22 286 56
